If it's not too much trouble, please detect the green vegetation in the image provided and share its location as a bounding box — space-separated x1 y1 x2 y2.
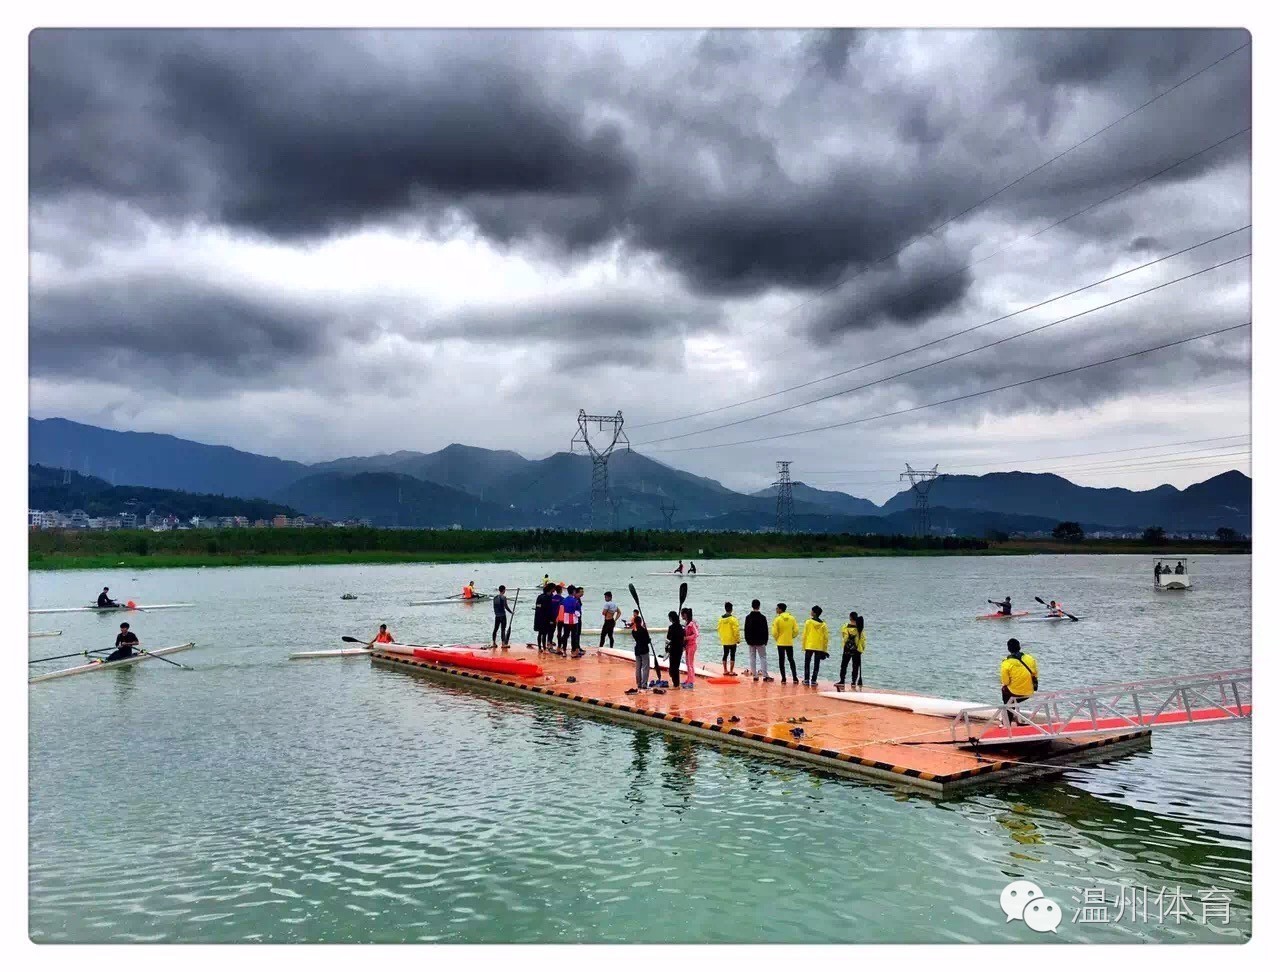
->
27 526 1249 570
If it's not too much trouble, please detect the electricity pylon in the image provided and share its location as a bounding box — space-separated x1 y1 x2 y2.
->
900 464 943 537
571 410 630 530
774 461 795 533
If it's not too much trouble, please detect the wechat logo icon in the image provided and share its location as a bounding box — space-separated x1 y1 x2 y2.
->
1000 880 1063 934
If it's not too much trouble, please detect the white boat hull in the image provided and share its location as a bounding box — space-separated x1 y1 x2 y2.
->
818 689 1000 719
592 644 720 679
407 597 491 606
1156 579 1192 591
28 603 195 615
29 630 62 638
29 643 196 683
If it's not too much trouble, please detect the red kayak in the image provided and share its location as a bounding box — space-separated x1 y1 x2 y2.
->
975 611 1031 620
412 647 544 678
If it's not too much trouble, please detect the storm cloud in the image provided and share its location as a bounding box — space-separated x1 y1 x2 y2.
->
28 28 1251 498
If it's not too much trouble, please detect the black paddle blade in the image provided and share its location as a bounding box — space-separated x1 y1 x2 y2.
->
341 636 362 643
628 583 641 607
679 582 688 608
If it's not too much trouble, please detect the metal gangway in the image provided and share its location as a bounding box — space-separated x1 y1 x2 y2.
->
951 669 1251 747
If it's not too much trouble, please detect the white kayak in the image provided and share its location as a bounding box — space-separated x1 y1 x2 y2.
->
290 646 375 659
645 573 703 577
1019 615 1082 622
29 630 62 638
28 603 195 615
818 689 999 719
593 644 720 679
408 597 491 606
29 643 196 683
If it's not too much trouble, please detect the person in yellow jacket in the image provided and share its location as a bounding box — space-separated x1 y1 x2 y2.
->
800 605 830 686
836 612 865 689
717 601 741 676
1000 638 1039 705
772 603 800 684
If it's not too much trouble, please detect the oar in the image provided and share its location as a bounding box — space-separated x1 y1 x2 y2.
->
135 647 192 670
1035 596 1079 622
628 582 661 679
675 581 689 682
29 649 108 665
341 635 377 647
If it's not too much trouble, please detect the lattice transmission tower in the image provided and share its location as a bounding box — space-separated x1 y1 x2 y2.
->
658 501 678 530
900 464 943 537
571 410 630 530
774 461 795 533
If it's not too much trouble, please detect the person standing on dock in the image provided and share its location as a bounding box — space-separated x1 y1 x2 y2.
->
717 602 740 676
533 584 554 651
772 603 800 684
599 591 621 648
680 608 699 687
552 584 567 652
627 611 652 694
1000 638 1039 705
563 586 583 657
491 586 510 647
837 612 864 689
97 587 119 608
744 600 772 682
801 606 829 686
100 622 139 662
664 611 685 688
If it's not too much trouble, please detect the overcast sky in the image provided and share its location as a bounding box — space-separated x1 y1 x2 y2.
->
28 28 1251 501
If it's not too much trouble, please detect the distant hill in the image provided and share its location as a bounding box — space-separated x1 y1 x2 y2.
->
695 505 1116 537
30 417 307 498
28 464 299 521
29 417 1251 534
751 481 881 517
278 471 530 528
879 470 1250 532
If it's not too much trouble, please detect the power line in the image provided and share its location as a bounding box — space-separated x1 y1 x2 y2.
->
729 39 1252 339
636 251 1250 446
648 321 1251 453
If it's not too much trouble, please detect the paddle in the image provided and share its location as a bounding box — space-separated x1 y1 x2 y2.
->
29 649 108 665
628 582 661 679
341 635 377 648
675 581 689 682
1035 596 1079 622
503 588 521 645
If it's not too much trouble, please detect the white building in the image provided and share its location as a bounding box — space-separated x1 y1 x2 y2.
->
28 509 57 528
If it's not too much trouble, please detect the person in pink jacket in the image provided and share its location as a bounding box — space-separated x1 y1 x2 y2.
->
680 607 699 688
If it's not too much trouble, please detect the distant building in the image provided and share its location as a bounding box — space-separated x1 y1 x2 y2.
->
118 512 137 529
29 509 56 529
253 519 269 528
272 514 289 528
67 509 90 529
291 516 309 528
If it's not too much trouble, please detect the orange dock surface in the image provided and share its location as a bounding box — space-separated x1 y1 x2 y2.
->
371 645 1151 794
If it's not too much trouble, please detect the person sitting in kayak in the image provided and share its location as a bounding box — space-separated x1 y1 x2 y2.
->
100 622 139 662
988 596 1013 616
1000 638 1039 705
461 581 479 600
97 587 119 608
372 624 395 645
674 561 684 574
1047 600 1065 617
688 562 697 575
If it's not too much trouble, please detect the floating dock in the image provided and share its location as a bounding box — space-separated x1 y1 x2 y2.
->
370 646 1152 795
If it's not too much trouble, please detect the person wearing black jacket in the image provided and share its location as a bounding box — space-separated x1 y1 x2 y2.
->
743 599 772 682
626 611 653 694
532 584 555 651
664 611 685 688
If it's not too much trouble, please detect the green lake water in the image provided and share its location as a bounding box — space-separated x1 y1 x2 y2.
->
28 554 1251 943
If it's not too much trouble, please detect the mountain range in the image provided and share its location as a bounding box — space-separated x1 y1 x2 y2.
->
29 417 1251 534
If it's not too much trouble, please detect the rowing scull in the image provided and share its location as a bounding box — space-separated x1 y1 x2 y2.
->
29 643 196 683
28 603 195 615
29 630 63 638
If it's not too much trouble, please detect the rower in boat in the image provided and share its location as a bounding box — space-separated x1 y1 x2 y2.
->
988 596 1014 617
461 580 479 600
688 561 697 575
1047 600 1066 618
97 587 120 608
674 560 685 574
99 622 139 662
372 624 395 645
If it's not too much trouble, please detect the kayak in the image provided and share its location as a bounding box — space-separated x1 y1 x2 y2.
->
411 647 544 678
290 646 375 659
645 572 702 577
29 643 196 683
29 630 62 638
975 611 1030 620
819 689 999 719
1019 615 1081 622
408 595 491 606
593 644 720 678
29 603 195 615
